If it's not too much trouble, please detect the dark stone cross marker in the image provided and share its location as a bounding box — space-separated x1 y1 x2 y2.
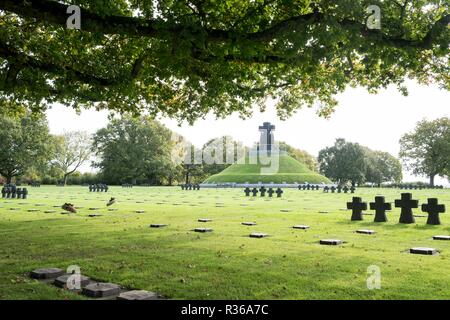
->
369 196 392 222
275 188 283 198
251 188 258 196
259 186 266 197
244 187 251 196
395 193 418 224
347 197 367 221
421 198 445 225
267 188 274 197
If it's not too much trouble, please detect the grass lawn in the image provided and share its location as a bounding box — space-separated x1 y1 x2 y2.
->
0 186 449 300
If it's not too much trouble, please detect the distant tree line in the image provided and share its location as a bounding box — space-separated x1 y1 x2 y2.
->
0 110 448 186
318 138 403 186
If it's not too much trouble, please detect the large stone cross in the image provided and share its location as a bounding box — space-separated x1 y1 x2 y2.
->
259 122 275 152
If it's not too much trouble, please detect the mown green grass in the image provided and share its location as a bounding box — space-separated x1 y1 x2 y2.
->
204 155 330 183
0 186 449 300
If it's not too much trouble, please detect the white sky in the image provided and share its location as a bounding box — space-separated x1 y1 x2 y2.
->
46 80 450 185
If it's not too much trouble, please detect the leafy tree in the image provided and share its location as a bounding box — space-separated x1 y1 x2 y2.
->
364 149 403 186
202 136 246 176
318 138 367 185
0 112 52 183
279 142 318 172
0 1 448 122
52 131 93 185
399 117 450 186
92 116 177 185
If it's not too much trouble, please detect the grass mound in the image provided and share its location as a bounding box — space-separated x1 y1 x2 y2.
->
203 154 331 184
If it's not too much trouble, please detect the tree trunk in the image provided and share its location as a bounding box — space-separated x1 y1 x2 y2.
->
185 171 190 185
429 174 435 187
6 175 12 184
63 174 69 186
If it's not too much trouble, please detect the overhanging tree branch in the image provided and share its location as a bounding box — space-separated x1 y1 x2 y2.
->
0 0 447 50
0 39 147 87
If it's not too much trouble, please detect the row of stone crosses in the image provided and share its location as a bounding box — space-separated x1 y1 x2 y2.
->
1 185 29 199
244 187 284 197
347 193 446 225
298 184 356 193
88 184 109 192
181 184 201 190
397 184 444 190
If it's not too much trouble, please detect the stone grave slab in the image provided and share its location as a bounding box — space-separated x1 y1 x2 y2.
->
198 218 212 222
150 224 167 228
54 274 91 289
320 239 342 245
108 208 118 211
280 209 291 212
249 233 268 238
28 209 39 212
45 210 56 213
89 208 100 210
241 222 257 226
89 214 102 217
117 290 159 300
409 247 438 255
82 282 121 298
293 225 310 230
356 229 375 235
30 268 64 280
135 210 145 213
194 228 213 233
433 235 450 241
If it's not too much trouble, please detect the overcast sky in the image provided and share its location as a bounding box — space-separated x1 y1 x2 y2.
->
46 80 449 184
